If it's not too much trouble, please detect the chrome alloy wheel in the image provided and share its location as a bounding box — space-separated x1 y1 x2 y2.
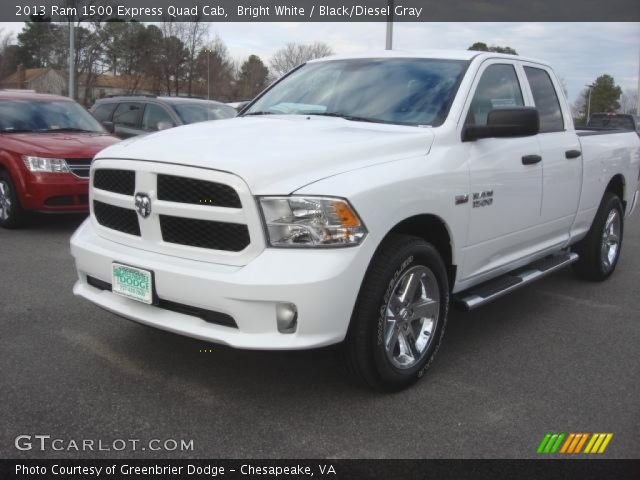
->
0 180 11 221
601 208 621 271
384 265 440 370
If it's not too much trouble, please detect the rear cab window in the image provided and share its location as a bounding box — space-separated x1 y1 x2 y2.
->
588 114 636 130
523 66 564 133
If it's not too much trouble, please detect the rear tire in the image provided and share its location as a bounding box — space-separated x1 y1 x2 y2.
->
345 234 449 391
0 170 25 229
572 192 624 281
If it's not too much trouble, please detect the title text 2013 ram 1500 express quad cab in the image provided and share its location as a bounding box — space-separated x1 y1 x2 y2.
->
71 50 640 390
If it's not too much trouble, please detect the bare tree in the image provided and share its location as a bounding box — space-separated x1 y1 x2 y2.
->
0 29 15 79
619 88 638 115
269 42 333 80
181 19 209 96
196 34 235 100
160 20 188 95
571 88 588 125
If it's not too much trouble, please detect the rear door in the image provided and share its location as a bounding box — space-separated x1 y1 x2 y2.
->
522 64 582 244
111 102 144 138
460 60 544 280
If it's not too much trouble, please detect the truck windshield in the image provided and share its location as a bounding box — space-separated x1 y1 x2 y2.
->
587 114 636 130
0 99 105 133
244 58 469 127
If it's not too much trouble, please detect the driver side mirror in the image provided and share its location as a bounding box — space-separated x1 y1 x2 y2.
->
463 107 539 142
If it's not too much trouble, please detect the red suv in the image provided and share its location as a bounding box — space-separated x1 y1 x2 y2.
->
0 91 119 228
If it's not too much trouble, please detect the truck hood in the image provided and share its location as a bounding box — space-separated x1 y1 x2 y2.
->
96 115 435 194
1 132 119 158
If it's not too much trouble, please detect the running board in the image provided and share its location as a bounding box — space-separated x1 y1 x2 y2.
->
453 252 579 311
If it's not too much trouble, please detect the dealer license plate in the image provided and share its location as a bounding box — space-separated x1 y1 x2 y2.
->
112 263 153 305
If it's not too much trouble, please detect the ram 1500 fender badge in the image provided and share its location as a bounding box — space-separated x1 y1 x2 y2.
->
134 193 152 218
472 191 494 208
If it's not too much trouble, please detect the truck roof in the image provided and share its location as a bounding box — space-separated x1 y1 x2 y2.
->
309 49 548 66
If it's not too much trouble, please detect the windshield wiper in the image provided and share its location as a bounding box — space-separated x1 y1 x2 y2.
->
0 129 37 133
305 112 389 124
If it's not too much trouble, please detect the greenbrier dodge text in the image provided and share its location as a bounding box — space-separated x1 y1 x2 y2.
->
16 463 337 477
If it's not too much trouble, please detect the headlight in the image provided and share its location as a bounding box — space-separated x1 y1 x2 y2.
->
259 196 367 247
22 156 70 173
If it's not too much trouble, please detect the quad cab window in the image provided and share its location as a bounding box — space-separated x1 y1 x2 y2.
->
524 66 564 133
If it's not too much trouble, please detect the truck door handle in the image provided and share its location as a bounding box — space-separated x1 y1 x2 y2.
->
565 150 582 159
522 155 542 165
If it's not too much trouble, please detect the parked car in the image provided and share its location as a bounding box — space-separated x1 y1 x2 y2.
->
0 91 119 228
90 96 237 139
226 101 250 112
71 51 640 390
587 112 639 134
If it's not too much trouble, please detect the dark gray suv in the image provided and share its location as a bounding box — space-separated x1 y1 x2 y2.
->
90 96 237 139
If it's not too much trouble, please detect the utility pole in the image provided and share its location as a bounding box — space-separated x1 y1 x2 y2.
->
385 0 394 50
68 4 75 100
586 84 594 121
205 49 211 100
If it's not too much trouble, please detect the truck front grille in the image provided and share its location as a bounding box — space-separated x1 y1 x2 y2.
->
157 174 241 208
93 201 140 236
160 215 250 251
90 162 260 263
93 169 135 195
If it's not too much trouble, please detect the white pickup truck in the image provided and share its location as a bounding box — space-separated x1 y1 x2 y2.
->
71 50 640 390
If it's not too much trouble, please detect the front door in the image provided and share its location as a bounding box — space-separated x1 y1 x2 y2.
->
460 61 543 280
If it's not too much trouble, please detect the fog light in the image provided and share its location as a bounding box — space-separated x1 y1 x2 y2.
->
276 302 298 333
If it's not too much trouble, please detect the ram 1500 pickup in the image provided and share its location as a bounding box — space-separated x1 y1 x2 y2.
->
71 50 640 390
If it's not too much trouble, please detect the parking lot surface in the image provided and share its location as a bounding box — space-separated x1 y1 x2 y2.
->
1 213 639 458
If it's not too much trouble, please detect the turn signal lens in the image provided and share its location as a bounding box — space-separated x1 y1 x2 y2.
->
259 196 367 247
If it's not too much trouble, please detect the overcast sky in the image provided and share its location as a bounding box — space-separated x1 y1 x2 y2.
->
2 22 638 102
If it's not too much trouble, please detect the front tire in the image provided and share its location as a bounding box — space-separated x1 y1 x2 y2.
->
345 234 449 391
0 171 25 229
572 192 624 281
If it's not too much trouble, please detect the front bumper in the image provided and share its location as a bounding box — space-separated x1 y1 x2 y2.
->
70 219 372 349
22 172 89 212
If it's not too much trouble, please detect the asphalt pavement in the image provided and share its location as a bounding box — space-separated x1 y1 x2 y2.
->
1 212 639 459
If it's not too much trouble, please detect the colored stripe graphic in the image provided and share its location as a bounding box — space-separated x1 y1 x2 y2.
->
537 433 565 454
539 433 613 454
574 433 589 453
537 434 552 454
560 433 575 453
567 433 582 454
585 433 613 454
550 433 565 453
